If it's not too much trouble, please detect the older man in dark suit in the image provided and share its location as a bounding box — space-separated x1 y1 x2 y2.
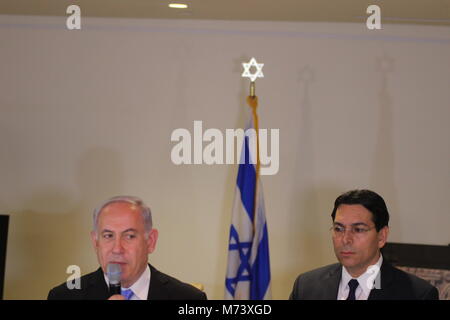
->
290 189 438 300
48 196 206 300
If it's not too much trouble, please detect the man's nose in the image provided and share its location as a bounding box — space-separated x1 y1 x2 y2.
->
112 237 125 254
342 229 354 245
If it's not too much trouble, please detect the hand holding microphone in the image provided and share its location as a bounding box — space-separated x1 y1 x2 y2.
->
106 263 125 300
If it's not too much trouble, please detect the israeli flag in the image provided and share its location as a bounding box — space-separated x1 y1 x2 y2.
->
225 120 271 300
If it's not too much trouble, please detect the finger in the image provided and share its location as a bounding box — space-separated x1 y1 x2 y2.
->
108 294 126 300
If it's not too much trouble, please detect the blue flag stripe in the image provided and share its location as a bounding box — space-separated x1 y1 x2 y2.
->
250 223 271 299
236 136 256 222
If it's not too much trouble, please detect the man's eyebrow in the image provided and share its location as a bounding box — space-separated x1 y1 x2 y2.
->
351 222 370 227
100 228 138 234
122 228 138 233
333 222 370 227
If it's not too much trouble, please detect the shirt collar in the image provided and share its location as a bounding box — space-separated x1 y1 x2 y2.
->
341 254 383 295
124 264 151 300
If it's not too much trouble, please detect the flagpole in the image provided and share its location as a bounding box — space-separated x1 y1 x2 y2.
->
247 85 260 234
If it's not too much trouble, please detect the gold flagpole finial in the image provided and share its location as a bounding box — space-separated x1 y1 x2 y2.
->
250 81 256 97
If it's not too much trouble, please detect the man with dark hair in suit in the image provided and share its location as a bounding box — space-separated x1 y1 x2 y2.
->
48 196 206 300
290 189 438 300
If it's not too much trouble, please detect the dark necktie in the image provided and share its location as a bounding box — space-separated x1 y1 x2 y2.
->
346 279 359 300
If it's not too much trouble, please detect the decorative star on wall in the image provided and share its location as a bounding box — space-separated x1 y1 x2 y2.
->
242 57 264 82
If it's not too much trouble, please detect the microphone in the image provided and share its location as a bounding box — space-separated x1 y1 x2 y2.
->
106 263 122 296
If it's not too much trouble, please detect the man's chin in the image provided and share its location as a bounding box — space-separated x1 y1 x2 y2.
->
338 255 358 267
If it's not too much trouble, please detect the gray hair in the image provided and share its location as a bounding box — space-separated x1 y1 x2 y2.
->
92 195 153 234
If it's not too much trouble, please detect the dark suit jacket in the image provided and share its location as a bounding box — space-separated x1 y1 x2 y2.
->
48 264 207 300
289 261 439 300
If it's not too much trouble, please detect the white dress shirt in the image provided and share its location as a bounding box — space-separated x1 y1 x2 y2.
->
337 254 383 300
104 264 151 300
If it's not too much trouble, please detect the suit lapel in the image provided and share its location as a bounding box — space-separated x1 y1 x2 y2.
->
322 264 342 300
368 261 395 300
147 264 170 300
86 267 110 300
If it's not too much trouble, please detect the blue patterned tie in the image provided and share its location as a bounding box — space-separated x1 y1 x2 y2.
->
121 288 134 300
346 279 359 300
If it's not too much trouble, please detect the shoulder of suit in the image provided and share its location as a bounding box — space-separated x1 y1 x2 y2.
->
295 263 341 283
150 265 207 300
388 264 438 293
47 268 102 300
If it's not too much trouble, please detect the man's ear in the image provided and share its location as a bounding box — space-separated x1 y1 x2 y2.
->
147 229 159 254
378 226 389 249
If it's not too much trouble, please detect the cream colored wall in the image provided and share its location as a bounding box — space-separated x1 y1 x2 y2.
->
0 15 449 300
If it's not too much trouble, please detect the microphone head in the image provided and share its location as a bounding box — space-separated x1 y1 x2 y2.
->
106 263 122 285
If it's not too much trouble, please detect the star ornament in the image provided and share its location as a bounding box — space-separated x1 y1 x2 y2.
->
242 57 264 82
